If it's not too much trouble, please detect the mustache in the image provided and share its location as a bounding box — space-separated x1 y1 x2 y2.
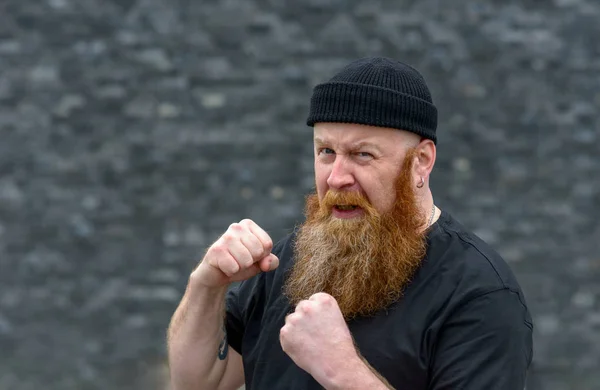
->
320 190 375 213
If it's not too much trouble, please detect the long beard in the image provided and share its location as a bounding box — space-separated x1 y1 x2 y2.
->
284 149 428 320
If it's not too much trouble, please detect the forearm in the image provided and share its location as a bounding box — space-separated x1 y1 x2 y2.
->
167 275 229 390
321 354 393 390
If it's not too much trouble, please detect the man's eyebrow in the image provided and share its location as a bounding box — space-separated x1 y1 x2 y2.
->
314 137 327 147
349 141 383 153
314 138 382 150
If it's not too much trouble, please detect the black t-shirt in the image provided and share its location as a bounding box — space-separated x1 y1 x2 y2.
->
225 210 534 389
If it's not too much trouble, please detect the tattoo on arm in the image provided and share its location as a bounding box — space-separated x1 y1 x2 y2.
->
218 325 229 360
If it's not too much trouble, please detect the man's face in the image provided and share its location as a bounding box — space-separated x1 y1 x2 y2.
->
284 123 429 319
313 123 414 217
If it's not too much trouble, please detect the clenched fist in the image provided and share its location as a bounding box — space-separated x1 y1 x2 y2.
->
192 219 279 288
280 293 359 386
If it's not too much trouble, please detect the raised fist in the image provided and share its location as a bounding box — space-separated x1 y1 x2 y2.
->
192 219 279 288
280 293 358 385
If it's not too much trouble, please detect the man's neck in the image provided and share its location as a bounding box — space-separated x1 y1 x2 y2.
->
419 189 440 230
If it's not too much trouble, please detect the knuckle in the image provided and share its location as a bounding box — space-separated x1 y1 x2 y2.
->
311 292 334 304
229 223 243 232
285 313 298 325
279 327 288 345
297 300 312 314
321 292 333 301
221 233 236 244
210 244 228 255
239 218 253 227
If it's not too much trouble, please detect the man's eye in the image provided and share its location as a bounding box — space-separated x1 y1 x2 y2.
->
319 148 335 155
356 152 374 158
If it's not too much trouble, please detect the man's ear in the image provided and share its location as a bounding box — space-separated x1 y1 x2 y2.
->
414 139 436 179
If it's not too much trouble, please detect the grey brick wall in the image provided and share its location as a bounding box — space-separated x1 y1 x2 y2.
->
1 1 598 389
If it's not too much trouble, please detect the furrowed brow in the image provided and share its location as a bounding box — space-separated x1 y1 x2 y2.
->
314 138 383 154
350 141 383 154
314 137 328 147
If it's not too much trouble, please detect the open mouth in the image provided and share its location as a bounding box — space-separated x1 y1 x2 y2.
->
334 204 359 211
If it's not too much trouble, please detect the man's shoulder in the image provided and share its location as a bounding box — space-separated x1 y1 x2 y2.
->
416 210 533 331
426 210 525 297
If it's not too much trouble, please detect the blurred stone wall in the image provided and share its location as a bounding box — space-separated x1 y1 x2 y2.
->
1 0 599 389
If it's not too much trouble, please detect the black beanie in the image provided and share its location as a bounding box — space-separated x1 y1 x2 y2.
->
306 57 438 144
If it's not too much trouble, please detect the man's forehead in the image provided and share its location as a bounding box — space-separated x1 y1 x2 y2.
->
315 122 425 150
313 123 407 148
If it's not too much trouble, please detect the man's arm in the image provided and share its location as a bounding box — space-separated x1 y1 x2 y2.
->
166 219 279 390
428 289 533 389
319 353 393 390
167 279 244 390
323 289 532 390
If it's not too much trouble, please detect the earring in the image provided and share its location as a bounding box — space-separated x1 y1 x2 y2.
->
416 176 425 188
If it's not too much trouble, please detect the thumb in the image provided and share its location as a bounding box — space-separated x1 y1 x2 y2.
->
258 253 279 272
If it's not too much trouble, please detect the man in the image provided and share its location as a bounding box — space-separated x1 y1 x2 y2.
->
167 57 534 390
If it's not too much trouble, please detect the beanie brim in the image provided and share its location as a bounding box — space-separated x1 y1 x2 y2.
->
306 82 438 144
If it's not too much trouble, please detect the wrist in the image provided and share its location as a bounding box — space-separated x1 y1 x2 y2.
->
189 263 229 290
321 353 388 390
187 269 229 304
318 352 365 390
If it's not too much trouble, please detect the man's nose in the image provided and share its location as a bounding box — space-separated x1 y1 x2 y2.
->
326 156 355 190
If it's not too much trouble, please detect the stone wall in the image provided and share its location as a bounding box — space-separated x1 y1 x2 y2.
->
1 0 599 389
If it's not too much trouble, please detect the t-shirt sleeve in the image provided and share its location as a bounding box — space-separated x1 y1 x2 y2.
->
224 273 266 354
429 288 534 390
224 281 245 354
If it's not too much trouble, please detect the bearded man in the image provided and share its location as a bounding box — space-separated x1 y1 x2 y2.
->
167 57 534 390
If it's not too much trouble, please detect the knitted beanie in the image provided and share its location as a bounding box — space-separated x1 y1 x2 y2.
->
306 57 438 144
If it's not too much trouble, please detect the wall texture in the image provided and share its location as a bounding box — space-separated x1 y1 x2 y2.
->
1 0 599 389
